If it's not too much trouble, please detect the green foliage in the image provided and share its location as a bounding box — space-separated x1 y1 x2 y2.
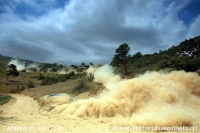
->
41 76 59 85
21 69 26 72
111 43 130 74
7 64 19 77
132 52 143 59
65 71 75 79
40 63 63 72
40 71 85 86
186 58 200 71
38 73 45 80
58 76 67 82
115 43 130 55
0 94 11 105
158 56 189 70
111 35 200 76
0 56 20 78
81 62 85 66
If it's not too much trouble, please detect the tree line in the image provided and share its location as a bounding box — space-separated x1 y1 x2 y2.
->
111 36 200 76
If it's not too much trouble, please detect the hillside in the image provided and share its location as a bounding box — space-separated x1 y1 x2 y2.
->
111 35 200 77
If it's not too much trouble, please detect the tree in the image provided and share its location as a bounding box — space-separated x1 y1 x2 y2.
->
111 43 130 74
81 62 85 66
7 64 19 77
132 52 143 59
90 62 93 65
0 56 19 79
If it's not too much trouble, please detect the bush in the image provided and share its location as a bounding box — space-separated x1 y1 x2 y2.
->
78 67 85 72
21 69 26 72
0 94 11 105
72 80 88 93
64 71 76 79
186 58 200 71
40 71 85 86
68 71 75 76
41 80 48 85
27 81 35 88
88 73 94 82
38 73 45 80
58 76 66 82
50 77 59 83
41 76 59 85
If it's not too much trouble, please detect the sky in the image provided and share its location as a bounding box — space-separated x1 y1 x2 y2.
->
0 0 200 65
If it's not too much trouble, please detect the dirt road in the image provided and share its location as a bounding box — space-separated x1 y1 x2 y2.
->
0 94 198 133
0 94 113 133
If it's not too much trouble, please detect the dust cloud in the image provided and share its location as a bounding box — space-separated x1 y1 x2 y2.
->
8 58 77 73
9 59 40 72
39 65 200 127
9 59 26 71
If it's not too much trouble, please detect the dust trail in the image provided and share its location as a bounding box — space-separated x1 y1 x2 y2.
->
39 65 200 127
57 66 78 74
9 59 25 71
9 59 40 72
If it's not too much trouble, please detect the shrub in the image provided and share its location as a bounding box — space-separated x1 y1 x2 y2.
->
88 73 94 82
27 81 35 88
68 71 75 76
40 71 85 86
0 94 11 105
78 67 85 72
72 80 88 93
38 73 45 80
58 76 66 82
21 69 26 72
64 71 76 79
50 77 59 83
186 58 200 71
52 67 58 72
41 76 58 85
64 74 71 79
41 80 48 85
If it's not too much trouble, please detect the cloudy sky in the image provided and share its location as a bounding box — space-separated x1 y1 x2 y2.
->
0 0 200 65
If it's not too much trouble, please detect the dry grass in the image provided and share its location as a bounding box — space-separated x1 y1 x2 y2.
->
21 77 105 101
0 71 105 102
0 72 40 93
0 71 68 93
